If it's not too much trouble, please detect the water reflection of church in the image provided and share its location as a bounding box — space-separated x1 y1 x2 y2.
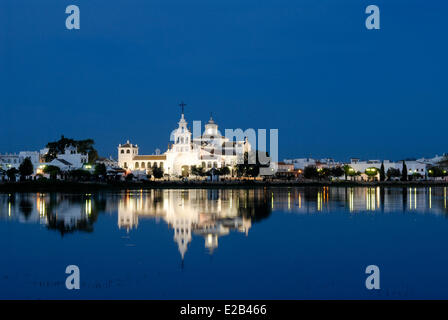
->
2 187 447 258
118 189 257 258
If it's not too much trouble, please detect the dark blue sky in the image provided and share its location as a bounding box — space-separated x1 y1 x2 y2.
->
1 0 446 161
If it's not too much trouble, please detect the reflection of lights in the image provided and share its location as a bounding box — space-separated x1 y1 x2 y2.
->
317 191 322 211
376 187 380 209
349 188 354 213
414 188 417 210
429 187 432 209
298 193 302 209
288 192 291 211
366 188 375 211
39 197 46 217
86 199 92 216
140 189 143 210
444 187 447 209
409 188 417 210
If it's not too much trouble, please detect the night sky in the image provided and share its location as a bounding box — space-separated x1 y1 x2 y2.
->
1 0 447 161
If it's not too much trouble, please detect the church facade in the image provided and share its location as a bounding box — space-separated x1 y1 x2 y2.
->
118 111 251 177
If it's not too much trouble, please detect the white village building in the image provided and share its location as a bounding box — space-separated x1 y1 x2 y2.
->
348 158 427 177
118 111 251 177
0 151 40 172
39 145 89 172
283 158 341 170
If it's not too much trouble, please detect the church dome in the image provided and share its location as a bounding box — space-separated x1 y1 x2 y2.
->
205 116 218 135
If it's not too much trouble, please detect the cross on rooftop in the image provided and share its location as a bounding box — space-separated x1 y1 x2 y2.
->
179 101 187 114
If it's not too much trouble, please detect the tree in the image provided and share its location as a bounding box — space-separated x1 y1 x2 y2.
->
191 165 205 177
330 167 344 178
365 167 378 181
401 161 408 181
303 166 318 180
318 167 331 180
6 168 19 182
428 166 447 178
218 166 231 176
387 168 401 180
77 139 99 163
235 151 268 178
152 166 164 179
411 172 423 181
43 165 61 180
19 157 34 180
68 169 91 181
343 165 356 180
94 163 107 177
379 162 385 182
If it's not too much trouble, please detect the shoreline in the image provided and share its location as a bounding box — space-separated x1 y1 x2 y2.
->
1 180 448 193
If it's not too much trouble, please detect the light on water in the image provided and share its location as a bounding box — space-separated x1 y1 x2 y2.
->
1 187 448 299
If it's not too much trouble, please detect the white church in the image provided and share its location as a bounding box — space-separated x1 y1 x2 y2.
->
118 108 251 177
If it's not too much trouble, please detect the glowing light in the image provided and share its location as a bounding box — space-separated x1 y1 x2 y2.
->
414 188 417 210
288 192 291 210
349 188 354 213
429 187 432 209
444 187 447 209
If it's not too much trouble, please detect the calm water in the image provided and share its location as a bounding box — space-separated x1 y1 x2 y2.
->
1 187 448 299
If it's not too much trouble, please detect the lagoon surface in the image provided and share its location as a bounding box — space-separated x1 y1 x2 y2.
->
1 187 448 299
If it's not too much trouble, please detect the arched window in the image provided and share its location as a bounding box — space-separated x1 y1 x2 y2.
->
135 162 139 169
202 162 206 168
124 162 128 168
148 162 151 168
181 137 184 144
153 162 158 168
208 162 212 168
141 162 145 168
213 162 217 168
121 150 124 154
159 162 163 168
126 149 130 154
